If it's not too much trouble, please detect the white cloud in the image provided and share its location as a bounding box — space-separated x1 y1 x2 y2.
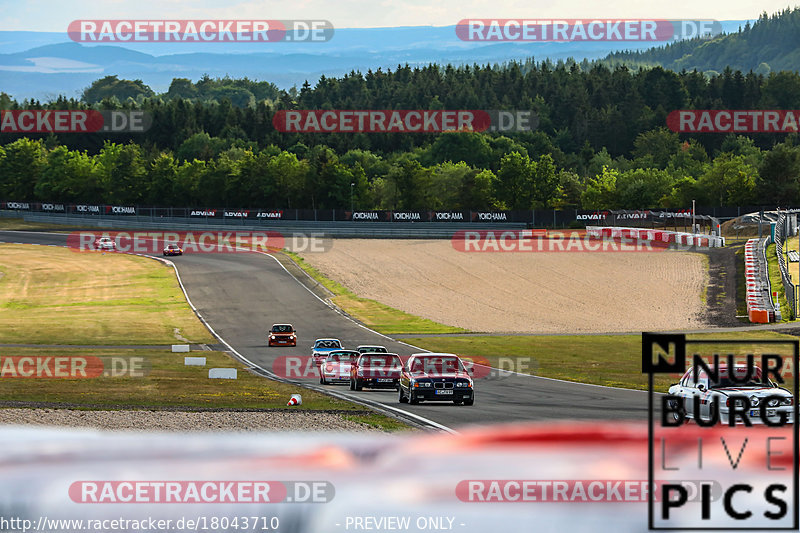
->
0 0 789 31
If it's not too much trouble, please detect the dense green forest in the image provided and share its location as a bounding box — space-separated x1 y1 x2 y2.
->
2 8 800 210
605 8 800 75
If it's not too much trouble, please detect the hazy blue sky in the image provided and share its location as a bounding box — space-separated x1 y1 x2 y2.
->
0 0 787 31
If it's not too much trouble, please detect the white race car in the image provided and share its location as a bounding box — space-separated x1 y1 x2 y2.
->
319 350 359 385
666 364 793 425
94 237 116 251
356 345 388 354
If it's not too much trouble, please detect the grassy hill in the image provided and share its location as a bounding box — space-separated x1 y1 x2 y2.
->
604 8 800 75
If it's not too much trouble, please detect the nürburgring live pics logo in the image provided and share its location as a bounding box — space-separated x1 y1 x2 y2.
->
643 333 798 530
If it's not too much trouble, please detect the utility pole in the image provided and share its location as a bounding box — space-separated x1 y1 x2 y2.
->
350 182 354 212
692 199 696 234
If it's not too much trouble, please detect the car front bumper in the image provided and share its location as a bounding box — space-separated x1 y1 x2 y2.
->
411 388 473 401
322 374 350 383
358 377 399 388
269 338 296 345
718 406 794 425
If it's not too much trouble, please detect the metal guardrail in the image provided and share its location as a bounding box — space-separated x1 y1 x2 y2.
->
7 211 527 239
773 213 796 319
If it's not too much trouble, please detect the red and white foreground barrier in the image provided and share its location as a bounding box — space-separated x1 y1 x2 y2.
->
586 226 723 247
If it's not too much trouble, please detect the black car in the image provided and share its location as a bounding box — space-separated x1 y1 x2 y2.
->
398 353 474 405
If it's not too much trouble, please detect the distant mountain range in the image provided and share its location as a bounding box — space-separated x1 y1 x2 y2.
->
0 22 749 100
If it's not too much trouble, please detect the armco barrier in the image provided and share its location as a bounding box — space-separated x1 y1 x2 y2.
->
773 212 796 319
10 212 526 238
744 238 774 323
0 202 767 228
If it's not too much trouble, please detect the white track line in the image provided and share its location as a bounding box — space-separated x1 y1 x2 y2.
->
0 236 454 433
159 250 456 434
0 236 691 398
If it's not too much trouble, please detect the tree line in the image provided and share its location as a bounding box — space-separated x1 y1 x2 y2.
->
2 58 800 209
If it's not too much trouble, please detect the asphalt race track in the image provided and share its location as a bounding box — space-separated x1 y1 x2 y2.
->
1 231 650 430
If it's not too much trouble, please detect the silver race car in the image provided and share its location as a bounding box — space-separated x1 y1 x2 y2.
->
667 364 793 425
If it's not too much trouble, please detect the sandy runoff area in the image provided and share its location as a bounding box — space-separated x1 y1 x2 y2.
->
299 239 709 333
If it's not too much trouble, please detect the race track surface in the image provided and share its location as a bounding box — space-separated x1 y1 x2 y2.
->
0 231 649 430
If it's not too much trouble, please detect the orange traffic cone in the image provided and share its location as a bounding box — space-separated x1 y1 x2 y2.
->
287 394 302 406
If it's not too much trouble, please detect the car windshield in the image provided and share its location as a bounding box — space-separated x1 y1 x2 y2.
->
410 357 463 373
328 352 356 363
709 377 769 389
317 340 340 348
272 325 293 333
363 355 402 368
360 346 387 353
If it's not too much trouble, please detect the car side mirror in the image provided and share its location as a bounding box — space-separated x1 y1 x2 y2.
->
697 384 705 391
468 367 474 375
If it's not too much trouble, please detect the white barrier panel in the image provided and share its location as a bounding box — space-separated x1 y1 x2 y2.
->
184 357 206 366
209 368 237 379
171 345 190 353
590 227 718 247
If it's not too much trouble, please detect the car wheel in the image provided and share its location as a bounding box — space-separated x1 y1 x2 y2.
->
408 390 419 405
398 386 408 403
453 399 463 405
463 397 474 406
354 379 363 391
668 399 689 424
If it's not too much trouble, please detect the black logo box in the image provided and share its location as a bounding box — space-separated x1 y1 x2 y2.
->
642 333 799 531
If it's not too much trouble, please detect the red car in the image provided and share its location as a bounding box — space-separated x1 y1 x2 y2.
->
398 353 474 405
268 324 297 347
350 353 403 391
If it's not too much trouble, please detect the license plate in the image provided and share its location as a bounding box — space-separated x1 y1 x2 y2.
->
435 390 454 395
377 378 393 382
750 409 776 417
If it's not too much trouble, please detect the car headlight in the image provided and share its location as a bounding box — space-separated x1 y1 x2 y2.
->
767 398 780 407
456 381 472 388
269 335 275 340
782 398 793 405
413 380 432 388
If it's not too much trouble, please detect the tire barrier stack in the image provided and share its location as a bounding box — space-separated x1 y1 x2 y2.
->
585 226 725 247
744 238 774 323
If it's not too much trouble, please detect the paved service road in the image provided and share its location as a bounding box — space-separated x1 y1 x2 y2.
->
1 231 650 429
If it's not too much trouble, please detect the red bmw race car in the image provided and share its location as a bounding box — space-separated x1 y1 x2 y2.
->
398 353 474 405
268 324 297 347
350 352 403 391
